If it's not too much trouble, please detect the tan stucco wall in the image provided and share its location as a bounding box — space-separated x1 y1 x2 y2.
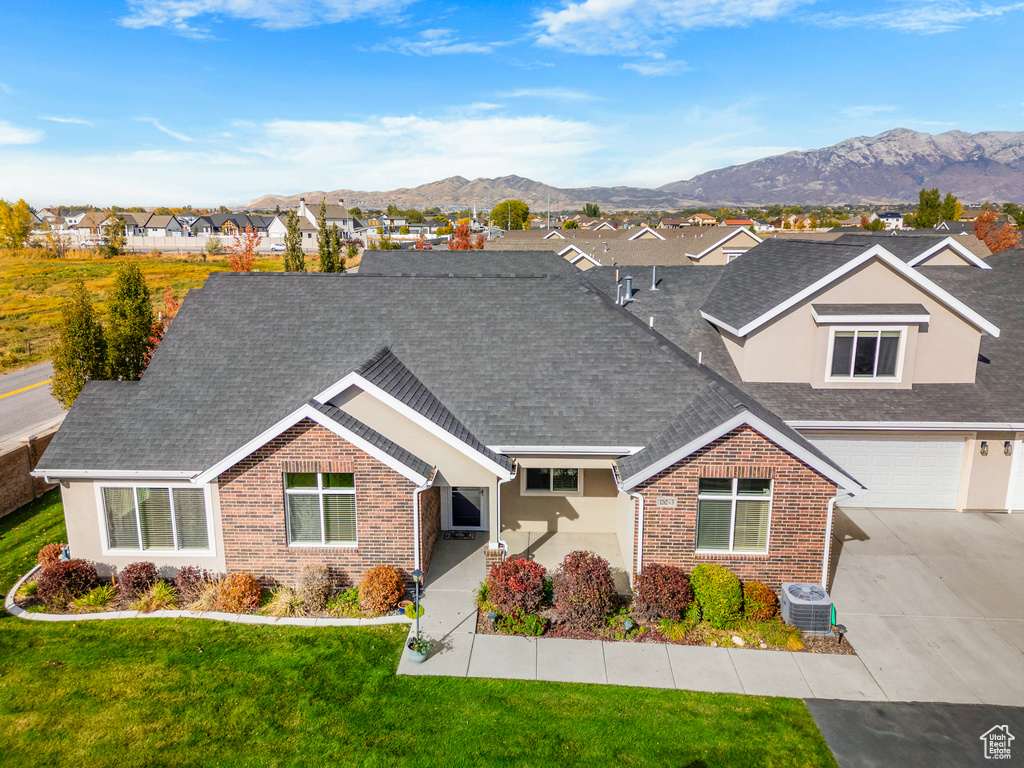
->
60 479 226 578
500 467 620 533
965 432 1016 510
917 246 974 266
721 259 983 386
693 231 760 265
615 490 635 578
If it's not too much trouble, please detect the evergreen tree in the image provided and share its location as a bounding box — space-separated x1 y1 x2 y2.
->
283 210 304 271
914 188 942 229
940 192 962 223
106 261 155 380
316 201 335 273
99 210 126 258
50 274 107 409
329 223 342 273
583 203 600 217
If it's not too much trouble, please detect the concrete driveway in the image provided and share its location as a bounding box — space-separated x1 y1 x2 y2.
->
830 507 1024 705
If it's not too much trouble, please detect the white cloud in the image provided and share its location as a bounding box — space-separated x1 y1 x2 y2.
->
534 0 811 56
840 105 897 120
0 113 601 205
0 120 42 145
500 87 600 101
119 0 407 37
136 117 194 142
814 1 1024 33
0 81 12 95
40 116 95 126
375 28 496 55
621 58 689 76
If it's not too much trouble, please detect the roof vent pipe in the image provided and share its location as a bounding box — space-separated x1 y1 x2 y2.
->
650 265 658 291
615 282 623 305
623 275 633 302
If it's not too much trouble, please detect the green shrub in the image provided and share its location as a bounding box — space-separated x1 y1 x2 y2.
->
214 572 262 613
632 564 693 623
358 564 404 616
475 580 490 608
497 608 547 636
743 580 780 621
690 563 743 629
553 550 616 631
328 586 361 618
487 557 547 615
119 561 158 599
71 584 115 613
16 580 39 598
133 581 178 612
37 558 98 610
298 563 333 613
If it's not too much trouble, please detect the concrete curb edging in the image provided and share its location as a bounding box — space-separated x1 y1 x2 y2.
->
4 566 413 628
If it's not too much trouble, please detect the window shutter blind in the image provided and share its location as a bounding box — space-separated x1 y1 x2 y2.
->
551 469 579 492
288 495 322 543
734 500 770 551
173 489 209 550
103 487 139 549
697 499 732 550
137 488 174 549
323 494 356 543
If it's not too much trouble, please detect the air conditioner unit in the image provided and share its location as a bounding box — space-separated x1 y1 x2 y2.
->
780 582 833 636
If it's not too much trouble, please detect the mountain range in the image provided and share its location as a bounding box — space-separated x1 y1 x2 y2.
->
247 129 1024 211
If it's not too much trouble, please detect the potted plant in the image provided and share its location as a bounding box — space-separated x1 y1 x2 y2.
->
407 634 433 663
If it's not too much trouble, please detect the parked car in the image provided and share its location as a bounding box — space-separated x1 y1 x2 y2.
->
269 242 286 252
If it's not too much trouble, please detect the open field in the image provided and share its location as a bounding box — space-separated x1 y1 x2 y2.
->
0 249 361 374
0 493 837 768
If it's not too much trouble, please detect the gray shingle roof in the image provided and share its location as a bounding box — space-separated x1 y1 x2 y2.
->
812 303 928 316
305 400 433 480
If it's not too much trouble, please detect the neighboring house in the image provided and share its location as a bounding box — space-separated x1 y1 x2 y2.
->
298 198 361 236
751 219 774 234
658 218 687 229
64 211 88 228
685 227 762 264
144 215 185 238
34 253 861 593
626 225 666 241
267 214 319 242
877 212 904 230
592 221 618 232
587 238 1024 515
556 243 604 270
686 213 717 226
120 213 152 237
73 212 111 235
721 217 754 228
191 214 271 236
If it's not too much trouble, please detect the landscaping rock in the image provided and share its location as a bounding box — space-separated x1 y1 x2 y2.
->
731 636 746 647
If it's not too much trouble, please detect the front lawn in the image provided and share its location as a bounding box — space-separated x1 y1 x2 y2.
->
0 494 838 767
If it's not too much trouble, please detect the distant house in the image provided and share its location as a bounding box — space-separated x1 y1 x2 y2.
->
120 213 151 237
877 212 904 230
685 213 716 226
64 212 88 228
721 217 754 228
145 215 185 238
73 212 111 235
658 218 687 229
592 221 618 231
297 198 361 236
191 214 271 236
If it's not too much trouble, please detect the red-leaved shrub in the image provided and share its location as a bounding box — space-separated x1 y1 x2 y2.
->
553 550 616 631
743 580 780 621
632 564 693 623
174 566 213 604
214 572 262 613
358 564 404 615
37 543 66 568
486 556 547 614
119 561 158 598
36 559 98 610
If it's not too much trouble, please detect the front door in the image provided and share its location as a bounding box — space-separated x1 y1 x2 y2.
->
449 487 487 530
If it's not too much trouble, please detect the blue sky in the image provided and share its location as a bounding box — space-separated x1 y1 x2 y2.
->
1 0 1022 206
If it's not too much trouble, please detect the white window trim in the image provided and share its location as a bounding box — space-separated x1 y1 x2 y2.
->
95 482 216 557
520 467 584 496
447 486 489 531
824 325 907 383
284 472 358 548
695 478 773 555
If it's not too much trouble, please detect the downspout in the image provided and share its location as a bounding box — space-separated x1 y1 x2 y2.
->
628 490 645 575
821 491 854 589
412 469 437 573
494 462 519 558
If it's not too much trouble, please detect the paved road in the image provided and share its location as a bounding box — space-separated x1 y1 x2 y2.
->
0 361 64 445
807 699 1024 768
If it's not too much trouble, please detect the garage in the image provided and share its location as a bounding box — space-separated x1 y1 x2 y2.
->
807 434 966 509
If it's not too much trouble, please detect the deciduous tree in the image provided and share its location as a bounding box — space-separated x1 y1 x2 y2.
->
106 262 155 381
50 274 107 409
974 209 1022 253
227 224 260 272
0 198 34 249
99 210 126 258
283 210 304 271
448 222 474 250
143 287 183 369
490 199 529 231
563 220 578 229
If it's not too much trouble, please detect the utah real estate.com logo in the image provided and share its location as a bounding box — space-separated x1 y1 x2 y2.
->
980 725 1014 760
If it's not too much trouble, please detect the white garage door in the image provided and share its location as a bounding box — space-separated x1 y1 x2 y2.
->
809 436 965 509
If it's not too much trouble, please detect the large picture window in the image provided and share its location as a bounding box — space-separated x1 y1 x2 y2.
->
522 467 581 495
696 478 771 553
829 329 901 379
285 473 356 546
101 486 210 552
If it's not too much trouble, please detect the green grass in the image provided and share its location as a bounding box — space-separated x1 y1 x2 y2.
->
0 488 66 596
0 494 837 767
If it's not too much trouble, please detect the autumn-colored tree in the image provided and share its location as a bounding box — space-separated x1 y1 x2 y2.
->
106 261 155 381
414 235 431 251
974 210 1022 254
227 224 260 271
564 220 579 229
448 222 474 250
0 198 34 249
475 233 485 249
859 215 870 228
99 210 126 258
50 274 107 409
143 287 183 369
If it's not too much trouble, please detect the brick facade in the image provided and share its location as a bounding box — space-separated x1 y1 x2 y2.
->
485 545 505 574
635 425 837 589
218 419 419 587
419 485 441 575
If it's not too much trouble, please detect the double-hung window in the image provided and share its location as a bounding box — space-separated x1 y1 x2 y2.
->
829 329 901 379
101 486 210 552
523 467 581 495
696 478 772 553
285 473 356 546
